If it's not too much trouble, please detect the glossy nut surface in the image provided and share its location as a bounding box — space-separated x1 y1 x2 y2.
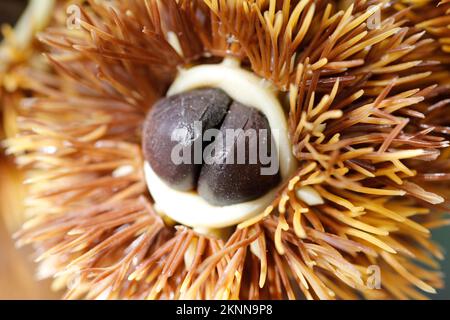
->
143 88 280 206
198 101 280 206
142 88 230 191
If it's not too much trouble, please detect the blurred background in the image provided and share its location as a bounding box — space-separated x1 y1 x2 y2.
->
0 157 59 299
0 0 59 300
0 0 448 300
433 228 450 299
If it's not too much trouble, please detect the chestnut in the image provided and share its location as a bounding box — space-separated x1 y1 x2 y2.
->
143 88 280 206
142 88 230 191
198 101 280 206
143 60 297 230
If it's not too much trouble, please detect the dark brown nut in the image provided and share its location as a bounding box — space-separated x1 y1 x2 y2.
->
142 88 231 191
143 88 281 207
198 102 281 206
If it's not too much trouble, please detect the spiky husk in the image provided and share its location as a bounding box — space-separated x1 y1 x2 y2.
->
2 0 450 299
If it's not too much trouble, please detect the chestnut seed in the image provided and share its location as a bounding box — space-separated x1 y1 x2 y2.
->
144 61 296 228
198 102 281 206
144 87 281 207
143 88 231 191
